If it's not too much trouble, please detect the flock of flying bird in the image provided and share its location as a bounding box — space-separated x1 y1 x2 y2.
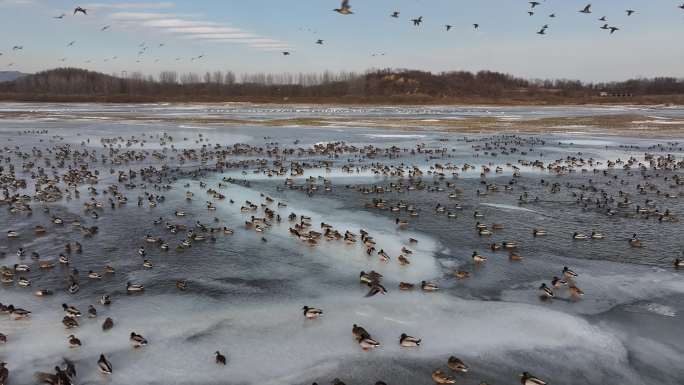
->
4 2 684 65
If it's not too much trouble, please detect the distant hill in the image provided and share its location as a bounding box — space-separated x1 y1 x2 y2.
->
0 67 683 104
0 71 28 83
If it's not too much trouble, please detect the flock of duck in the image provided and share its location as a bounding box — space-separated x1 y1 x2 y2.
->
0 128 682 385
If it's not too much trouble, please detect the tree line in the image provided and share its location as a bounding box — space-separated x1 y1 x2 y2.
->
1 67 683 102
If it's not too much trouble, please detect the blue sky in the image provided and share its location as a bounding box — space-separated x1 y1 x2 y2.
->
1 0 683 81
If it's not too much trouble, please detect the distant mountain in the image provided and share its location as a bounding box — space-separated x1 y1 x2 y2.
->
0 71 28 83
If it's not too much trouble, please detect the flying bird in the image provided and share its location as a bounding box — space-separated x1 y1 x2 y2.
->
74 7 87 15
411 16 423 26
67 41 76 47
529 1 540 8
473 23 480 29
600 23 609 30
537 28 546 35
282 51 291 55
445 24 452 31
609 26 620 34
626 9 636 16
316 39 324 44
679 3 684 10
101 25 110 31
599 16 607 21
549 13 555 18
528 11 534 16
333 0 353 15
390 11 400 18
580 4 592 14
53 14 66 19
12 46 23 50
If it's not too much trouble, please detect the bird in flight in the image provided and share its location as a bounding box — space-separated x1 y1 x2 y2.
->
599 16 607 21
316 39 324 45
101 25 110 31
609 26 620 34
334 0 353 15
600 24 609 30
679 3 684 10
282 51 291 55
528 11 534 16
390 11 400 18
74 7 87 15
53 14 66 19
67 41 76 47
445 25 452 31
626 9 636 16
537 28 546 35
158 43 165 47
473 23 480 29
580 4 592 14
12 46 23 50
412 16 423 26
530 1 540 8
549 13 555 18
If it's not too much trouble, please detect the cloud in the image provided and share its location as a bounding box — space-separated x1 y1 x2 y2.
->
84 2 175 10
109 11 290 50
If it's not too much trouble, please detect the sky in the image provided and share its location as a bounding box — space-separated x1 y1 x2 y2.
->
0 0 683 82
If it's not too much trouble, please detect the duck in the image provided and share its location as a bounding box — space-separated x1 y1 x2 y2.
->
551 276 567 289
88 270 102 279
17 277 30 287
399 282 415 290
67 334 81 348
6 230 19 238
562 266 578 279
399 333 421 347
398 255 411 265
100 295 112 306
9 305 31 320
104 264 115 274
302 306 323 319
34 289 53 296
176 280 188 291
472 251 487 263
629 234 642 247
454 271 471 279
509 253 523 261
357 336 380 350
142 259 153 269
539 283 554 298
365 283 387 297
62 303 82 318
62 316 79 329
88 305 97 318
447 356 469 372
520 371 547 385
572 232 588 240
126 282 144 293
569 285 585 297
421 281 439 291
674 258 684 268
352 324 371 340
102 317 114 331
431 369 456 384
0 362 7 385
13 264 30 272
130 332 148 348
591 231 605 239
98 354 112 374
215 351 227 365
533 228 547 236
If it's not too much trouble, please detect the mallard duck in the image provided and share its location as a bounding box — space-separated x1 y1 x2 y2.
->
0 362 8 385
34 289 53 296
398 255 411 265
454 271 470 279
562 266 578 279
399 282 415 290
68 334 81 348
126 282 144 293
17 277 30 287
130 332 148 348
472 251 487 263
572 232 588 240
509 253 523 261
215 351 227 365
569 285 584 297
432 369 456 384
520 371 547 385
67 282 80 294
358 336 380 350
674 258 684 268
399 333 421 347
176 280 188 291
62 303 82 318
6 230 19 238
62 316 79 329
447 356 469 372
88 270 102 279
421 281 439 291
539 283 554 298
13 264 30 272
100 295 112 306
104 264 115 274
591 231 605 239
302 306 323 319
551 276 567 288
532 228 547 236
98 354 112 374
102 317 114 331
142 260 153 269
88 305 97 318
352 324 371 340
9 305 31 320
34 225 47 234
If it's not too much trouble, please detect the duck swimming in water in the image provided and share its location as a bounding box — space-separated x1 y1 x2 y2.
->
130 332 148 348
472 251 487 263
67 334 81 348
102 317 114 331
399 333 421 347
572 232 588 240
98 354 112 374
215 351 227 365
302 306 323 319
447 356 469 372
432 369 456 384
674 258 684 268
521 371 547 385
126 281 144 293
421 281 439 291
562 266 578 279
539 283 554 298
